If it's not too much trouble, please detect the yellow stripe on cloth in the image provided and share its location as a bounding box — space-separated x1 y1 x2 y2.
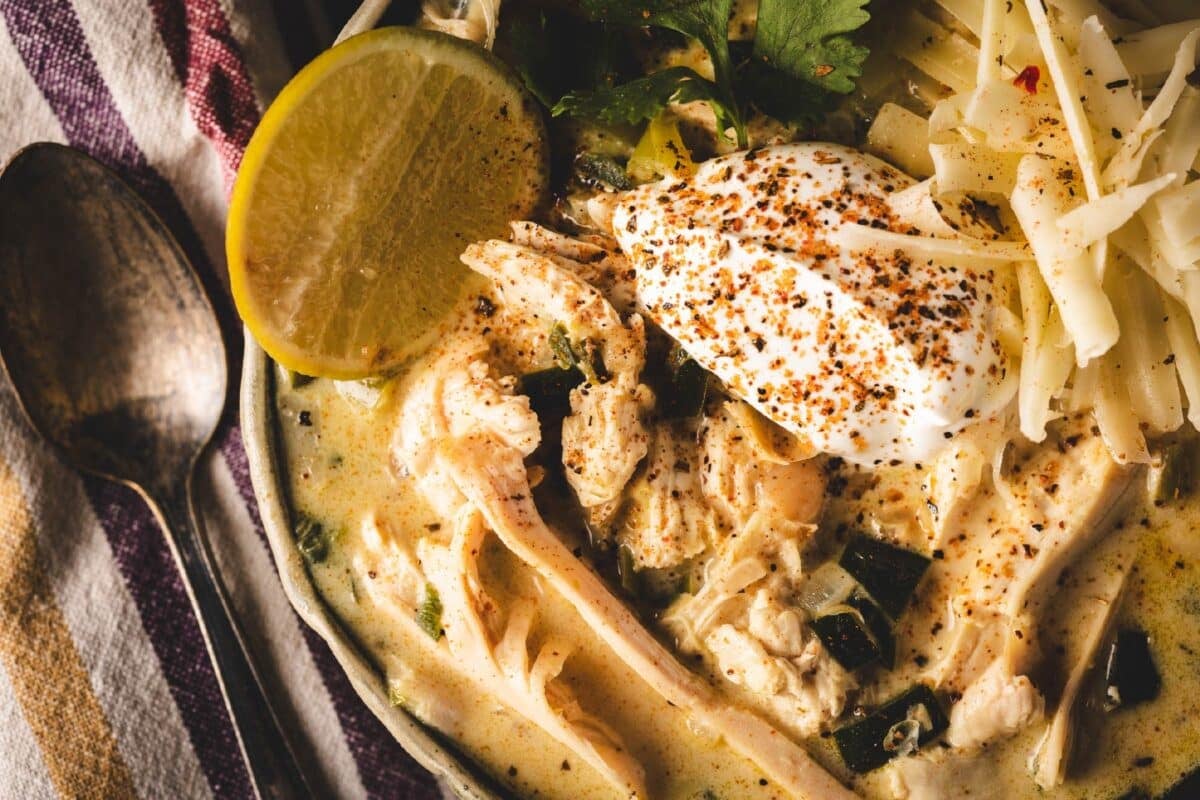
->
0 459 138 799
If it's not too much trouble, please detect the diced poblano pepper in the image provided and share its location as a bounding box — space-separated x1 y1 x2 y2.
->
834 685 948 772
839 534 931 619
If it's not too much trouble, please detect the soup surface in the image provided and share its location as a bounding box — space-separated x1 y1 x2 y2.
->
267 0 1200 797
275 339 1200 799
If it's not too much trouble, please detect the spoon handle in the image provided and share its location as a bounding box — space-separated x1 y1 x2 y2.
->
150 480 313 800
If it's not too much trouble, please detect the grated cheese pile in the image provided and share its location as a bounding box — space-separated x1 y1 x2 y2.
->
865 0 1200 464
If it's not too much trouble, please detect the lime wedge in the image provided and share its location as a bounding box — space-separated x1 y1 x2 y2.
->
228 27 547 378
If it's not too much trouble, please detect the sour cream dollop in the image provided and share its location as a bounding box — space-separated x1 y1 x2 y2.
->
612 142 1014 465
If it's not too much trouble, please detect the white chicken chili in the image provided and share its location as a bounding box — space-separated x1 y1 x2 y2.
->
272 0 1200 798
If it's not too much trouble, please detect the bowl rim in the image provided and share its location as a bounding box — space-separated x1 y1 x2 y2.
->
239 331 502 800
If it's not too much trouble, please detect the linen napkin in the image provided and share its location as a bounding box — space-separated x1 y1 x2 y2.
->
0 0 442 796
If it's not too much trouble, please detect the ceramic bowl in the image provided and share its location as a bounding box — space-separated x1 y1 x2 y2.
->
239 337 501 799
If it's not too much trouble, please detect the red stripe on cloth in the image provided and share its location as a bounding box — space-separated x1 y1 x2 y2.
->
0 3 253 797
149 0 259 184
149 3 442 795
152 4 444 794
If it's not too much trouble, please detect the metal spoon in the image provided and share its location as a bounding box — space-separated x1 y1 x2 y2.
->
0 143 312 800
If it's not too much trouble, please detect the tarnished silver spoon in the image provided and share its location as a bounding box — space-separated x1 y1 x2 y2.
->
0 143 311 800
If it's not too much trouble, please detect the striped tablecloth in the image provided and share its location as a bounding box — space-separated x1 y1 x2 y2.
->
0 1 443 797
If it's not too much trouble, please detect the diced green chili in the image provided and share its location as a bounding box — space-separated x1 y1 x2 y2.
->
839 534 931 619
550 323 577 371
1104 628 1160 711
848 590 895 668
577 337 609 384
618 544 641 596
520 366 586 421
294 513 331 564
658 343 709 419
417 584 444 641
548 322 608 384
811 608 880 671
834 684 948 773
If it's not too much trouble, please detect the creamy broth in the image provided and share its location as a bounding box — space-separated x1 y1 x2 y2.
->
264 2 1200 796
276 336 785 799
276 306 1200 798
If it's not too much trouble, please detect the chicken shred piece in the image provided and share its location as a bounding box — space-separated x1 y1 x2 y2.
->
461 237 652 511
701 401 825 531
615 422 719 569
395 336 857 800
663 514 854 738
420 512 648 798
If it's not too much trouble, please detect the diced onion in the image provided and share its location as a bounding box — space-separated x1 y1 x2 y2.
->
883 720 922 757
796 564 858 616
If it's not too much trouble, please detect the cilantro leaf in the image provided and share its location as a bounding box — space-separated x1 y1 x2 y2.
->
736 58 837 127
753 0 871 94
578 0 745 144
553 66 739 137
416 584 443 641
496 8 633 108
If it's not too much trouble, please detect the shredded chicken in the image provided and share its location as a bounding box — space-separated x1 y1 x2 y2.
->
508 221 637 314
393 339 647 796
898 418 1140 782
1029 525 1138 788
946 661 1045 749
394 333 857 799
420 512 648 798
888 748 1002 800
616 422 719 569
461 236 653 513
700 401 824 532
664 514 854 738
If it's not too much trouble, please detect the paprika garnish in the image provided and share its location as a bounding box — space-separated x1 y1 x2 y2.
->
1013 65 1040 94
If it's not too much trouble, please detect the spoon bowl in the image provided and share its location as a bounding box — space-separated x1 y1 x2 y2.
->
0 143 224 493
0 143 310 799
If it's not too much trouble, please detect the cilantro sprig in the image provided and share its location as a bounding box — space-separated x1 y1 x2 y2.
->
520 0 873 147
558 0 744 146
553 67 741 143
